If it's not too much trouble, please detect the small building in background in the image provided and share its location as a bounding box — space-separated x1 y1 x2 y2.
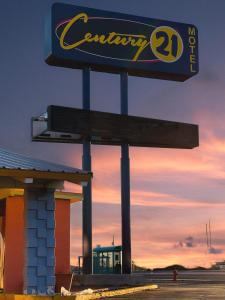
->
212 261 225 270
93 245 122 274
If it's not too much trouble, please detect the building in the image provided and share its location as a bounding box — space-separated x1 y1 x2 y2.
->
0 147 91 294
212 261 225 270
93 245 122 274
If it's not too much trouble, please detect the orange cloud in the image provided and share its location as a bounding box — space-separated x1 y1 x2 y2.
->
68 111 225 268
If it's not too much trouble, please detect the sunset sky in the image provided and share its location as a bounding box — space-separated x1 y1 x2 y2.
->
1 0 225 269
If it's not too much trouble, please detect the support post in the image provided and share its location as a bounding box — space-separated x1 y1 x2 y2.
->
120 72 131 274
23 188 55 295
82 67 93 274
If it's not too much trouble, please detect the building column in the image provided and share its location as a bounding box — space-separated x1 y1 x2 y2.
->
4 196 24 293
24 189 55 295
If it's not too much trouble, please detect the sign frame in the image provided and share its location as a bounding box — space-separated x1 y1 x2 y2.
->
45 3 199 81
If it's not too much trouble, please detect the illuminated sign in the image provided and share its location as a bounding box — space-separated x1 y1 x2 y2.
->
46 3 199 81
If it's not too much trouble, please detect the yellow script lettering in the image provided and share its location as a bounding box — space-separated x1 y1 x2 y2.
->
60 13 89 50
59 13 150 61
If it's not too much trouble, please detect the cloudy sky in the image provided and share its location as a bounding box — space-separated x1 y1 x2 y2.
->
1 0 225 268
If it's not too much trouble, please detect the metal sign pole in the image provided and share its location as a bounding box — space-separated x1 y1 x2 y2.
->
120 72 131 274
82 67 93 274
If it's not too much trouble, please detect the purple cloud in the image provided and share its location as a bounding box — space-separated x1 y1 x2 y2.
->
208 247 223 254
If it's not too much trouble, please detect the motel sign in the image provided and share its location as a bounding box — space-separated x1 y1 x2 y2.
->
31 3 199 290
46 3 199 81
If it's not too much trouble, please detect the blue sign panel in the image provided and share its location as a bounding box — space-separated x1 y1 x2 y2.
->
46 3 199 81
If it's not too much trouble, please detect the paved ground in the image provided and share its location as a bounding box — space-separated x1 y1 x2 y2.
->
102 284 225 300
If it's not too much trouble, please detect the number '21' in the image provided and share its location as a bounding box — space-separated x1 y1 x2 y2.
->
156 31 178 58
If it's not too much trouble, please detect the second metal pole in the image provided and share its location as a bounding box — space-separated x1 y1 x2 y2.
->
120 72 131 274
82 67 93 274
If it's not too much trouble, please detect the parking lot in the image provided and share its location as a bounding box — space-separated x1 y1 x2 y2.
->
103 284 225 300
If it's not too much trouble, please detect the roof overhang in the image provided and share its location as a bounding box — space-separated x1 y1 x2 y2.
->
0 147 92 188
0 188 82 204
0 168 91 185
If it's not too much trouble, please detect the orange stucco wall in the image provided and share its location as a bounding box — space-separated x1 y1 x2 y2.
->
3 196 71 293
55 199 70 274
4 196 24 293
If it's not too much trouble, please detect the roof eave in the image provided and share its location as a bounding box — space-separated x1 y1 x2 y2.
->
0 168 92 185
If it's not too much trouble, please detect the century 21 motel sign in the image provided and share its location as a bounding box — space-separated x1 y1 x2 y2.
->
46 3 198 82
39 2 199 281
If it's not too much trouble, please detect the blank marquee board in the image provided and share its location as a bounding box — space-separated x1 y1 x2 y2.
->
32 106 199 149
